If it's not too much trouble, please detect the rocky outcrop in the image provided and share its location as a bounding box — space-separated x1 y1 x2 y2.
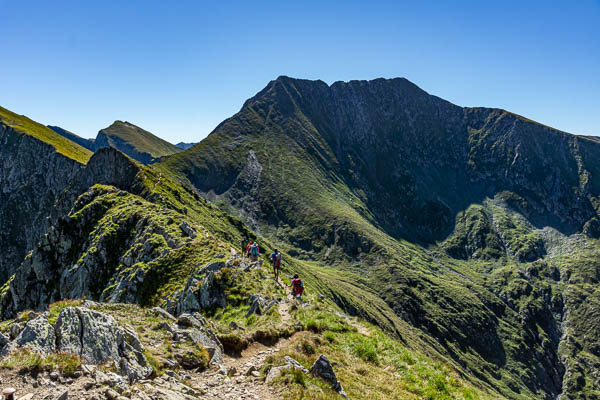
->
175 262 229 316
0 124 84 283
2 306 152 383
0 184 190 319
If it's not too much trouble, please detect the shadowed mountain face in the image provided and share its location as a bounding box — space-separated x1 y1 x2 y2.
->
161 76 600 249
158 77 600 399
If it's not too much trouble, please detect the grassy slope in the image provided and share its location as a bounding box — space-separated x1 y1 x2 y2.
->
0 106 93 164
100 121 182 158
155 78 600 399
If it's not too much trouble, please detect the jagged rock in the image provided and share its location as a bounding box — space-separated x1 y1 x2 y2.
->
174 350 206 370
0 331 9 348
179 221 196 238
176 262 228 315
177 314 205 330
245 300 261 318
310 355 346 397
177 328 224 366
54 307 152 382
198 271 227 310
151 307 176 321
284 356 309 373
14 312 56 354
9 322 22 340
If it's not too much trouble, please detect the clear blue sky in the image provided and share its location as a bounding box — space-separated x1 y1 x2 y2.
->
1 0 599 142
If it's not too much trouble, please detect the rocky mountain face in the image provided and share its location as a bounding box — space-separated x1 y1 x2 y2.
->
3 76 600 399
0 123 85 282
158 76 600 399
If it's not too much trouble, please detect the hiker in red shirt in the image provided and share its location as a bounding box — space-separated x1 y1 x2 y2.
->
291 274 304 300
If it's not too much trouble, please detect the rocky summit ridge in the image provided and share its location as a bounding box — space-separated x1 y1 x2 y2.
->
1 76 600 399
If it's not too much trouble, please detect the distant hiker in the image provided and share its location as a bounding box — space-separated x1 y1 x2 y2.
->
246 241 253 258
250 242 259 261
270 249 282 280
240 237 248 256
291 274 304 301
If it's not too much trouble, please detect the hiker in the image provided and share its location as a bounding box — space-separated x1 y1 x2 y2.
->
250 242 259 261
270 249 282 280
246 240 253 257
291 274 304 301
240 237 248 257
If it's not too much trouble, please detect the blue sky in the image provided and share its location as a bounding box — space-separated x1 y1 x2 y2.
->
1 0 599 142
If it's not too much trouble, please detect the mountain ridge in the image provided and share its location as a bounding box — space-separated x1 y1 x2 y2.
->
3 76 600 398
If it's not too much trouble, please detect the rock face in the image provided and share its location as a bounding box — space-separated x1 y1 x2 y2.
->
3 306 152 383
0 183 189 319
0 124 84 283
176 262 228 316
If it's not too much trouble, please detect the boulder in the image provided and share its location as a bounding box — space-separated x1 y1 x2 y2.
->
310 355 346 397
15 312 56 354
54 307 152 383
265 356 308 383
177 328 224 366
151 307 176 321
198 271 227 309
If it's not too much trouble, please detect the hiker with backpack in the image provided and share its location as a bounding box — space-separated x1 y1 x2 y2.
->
291 274 304 301
240 237 248 257
270 249 282 280
250 242 259 261
246 241 253 258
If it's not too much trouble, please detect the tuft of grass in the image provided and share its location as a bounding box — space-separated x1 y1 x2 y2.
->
0 349 81 376
48 299 83 325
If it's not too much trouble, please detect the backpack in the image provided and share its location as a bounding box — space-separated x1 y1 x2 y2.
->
292 279 304 295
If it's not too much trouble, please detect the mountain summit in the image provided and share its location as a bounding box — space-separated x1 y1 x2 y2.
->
2 77 600 398
158 76 600 398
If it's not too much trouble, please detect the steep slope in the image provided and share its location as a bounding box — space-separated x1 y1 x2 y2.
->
158 76 600 399
47 125 96 151
0 106 93 282
95 120 182 163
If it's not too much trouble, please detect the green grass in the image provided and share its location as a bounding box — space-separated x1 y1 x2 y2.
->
0 105 93 164
0 348 82 376
99 120 182 159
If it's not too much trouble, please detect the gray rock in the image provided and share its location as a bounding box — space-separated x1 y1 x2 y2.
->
177 314 205 330
55 390 68 400
179 221 196 238
0 331 9 348
151 307 176 321
15 312 56 354
177 328 224 366
265 356 308 383
310 355 346 397
9 322 22 340
54 307 151 383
